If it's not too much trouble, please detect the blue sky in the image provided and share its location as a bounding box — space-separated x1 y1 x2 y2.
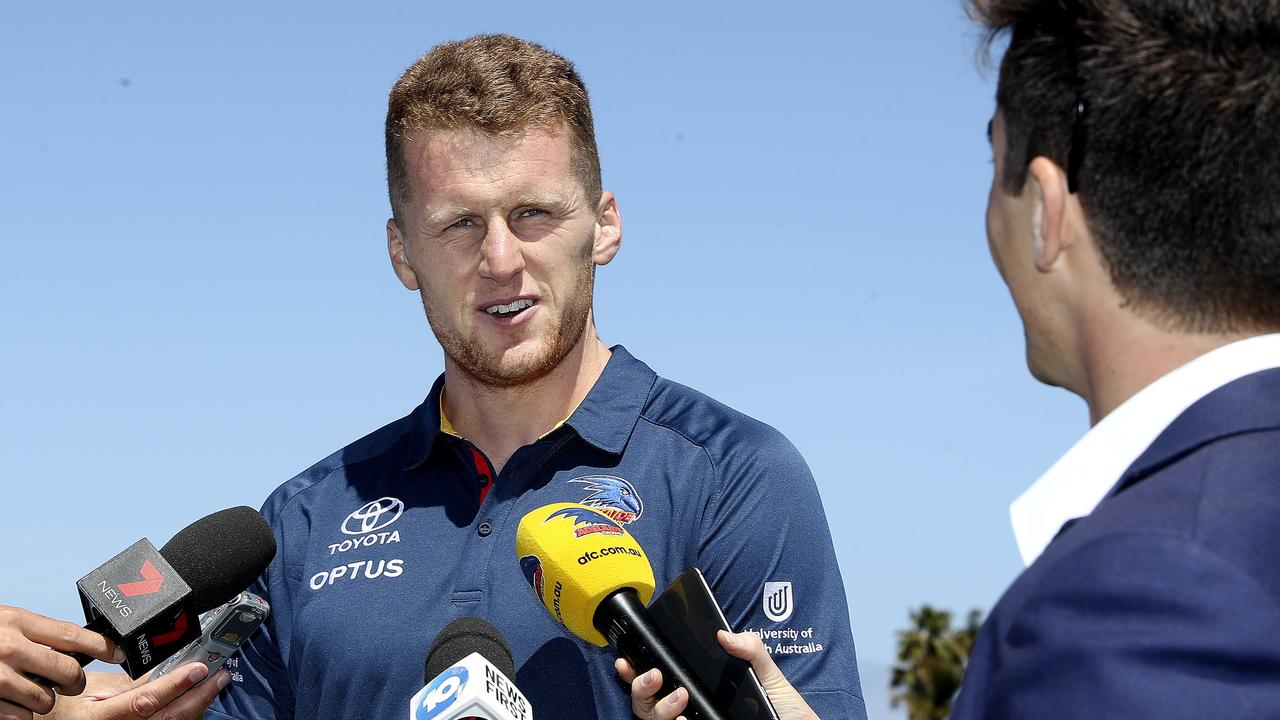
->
0 2 1089 716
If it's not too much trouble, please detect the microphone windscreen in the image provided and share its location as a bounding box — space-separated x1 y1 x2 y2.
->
516 502 655 647
423 617 516 684
159 506 277 613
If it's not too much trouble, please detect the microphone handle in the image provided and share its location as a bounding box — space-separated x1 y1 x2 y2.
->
595 589 730 720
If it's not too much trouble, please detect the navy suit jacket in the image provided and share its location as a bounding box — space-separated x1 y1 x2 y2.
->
952 368 1280 719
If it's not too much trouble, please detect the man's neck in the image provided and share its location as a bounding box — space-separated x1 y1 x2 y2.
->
441 332 612 474
1079 315 1255 425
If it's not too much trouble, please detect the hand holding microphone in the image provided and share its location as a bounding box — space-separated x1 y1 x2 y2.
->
0 606 124 719
515 503 728 720
5 505 275 720
618 631 820 720
33 660 230 720
69 505 276 679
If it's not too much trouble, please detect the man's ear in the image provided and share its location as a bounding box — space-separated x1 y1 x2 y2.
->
1026 156 1070 273
592 190 622 266
387 218 421 291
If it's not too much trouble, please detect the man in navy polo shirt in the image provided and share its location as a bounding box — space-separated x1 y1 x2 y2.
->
206 34 865 720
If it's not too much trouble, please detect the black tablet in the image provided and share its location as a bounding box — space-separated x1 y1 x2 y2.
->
648 568 780 720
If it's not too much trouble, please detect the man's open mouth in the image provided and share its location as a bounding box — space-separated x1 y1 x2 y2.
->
484 299 534 318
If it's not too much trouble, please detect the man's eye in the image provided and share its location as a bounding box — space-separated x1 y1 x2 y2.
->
451 218 475 229
519 208 545 218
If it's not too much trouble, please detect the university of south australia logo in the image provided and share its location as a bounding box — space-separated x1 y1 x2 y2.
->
763 581 794 622
342 497 405 535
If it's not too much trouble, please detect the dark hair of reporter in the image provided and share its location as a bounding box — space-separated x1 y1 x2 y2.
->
971 0 1280 334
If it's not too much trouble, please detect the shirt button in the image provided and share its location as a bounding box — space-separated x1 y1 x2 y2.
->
477 522 492 537
478 475 489 487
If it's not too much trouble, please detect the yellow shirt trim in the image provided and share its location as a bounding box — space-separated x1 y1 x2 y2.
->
439 394 462 438
438 392 576 441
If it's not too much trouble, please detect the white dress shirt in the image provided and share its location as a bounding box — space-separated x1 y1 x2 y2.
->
1010 333 1280 566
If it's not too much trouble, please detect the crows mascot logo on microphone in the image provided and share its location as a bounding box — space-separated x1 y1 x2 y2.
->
519 555 544 598
544 506 625 538
569 475 644 525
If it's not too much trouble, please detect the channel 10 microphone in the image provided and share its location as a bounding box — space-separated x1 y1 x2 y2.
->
60 506 276 680
409 617 532 720
515 503 728 720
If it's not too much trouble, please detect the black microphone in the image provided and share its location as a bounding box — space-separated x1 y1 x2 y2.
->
46 506 276 681
409 617 532 720
593 590 729 720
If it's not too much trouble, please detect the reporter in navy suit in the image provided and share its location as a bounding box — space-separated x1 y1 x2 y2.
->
955 1 1280 718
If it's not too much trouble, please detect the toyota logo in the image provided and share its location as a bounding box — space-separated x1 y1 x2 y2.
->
341 497 405 535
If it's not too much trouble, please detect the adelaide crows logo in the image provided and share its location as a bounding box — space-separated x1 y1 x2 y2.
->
569 475 644 525
519 555 544 597
543 506 625 538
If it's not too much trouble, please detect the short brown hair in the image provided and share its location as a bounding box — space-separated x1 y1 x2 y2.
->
972 0 1280 333
385 34 602 222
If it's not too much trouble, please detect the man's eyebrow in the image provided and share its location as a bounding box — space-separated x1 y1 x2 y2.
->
987 119 994 145
518 191 574 209
424 204 473 227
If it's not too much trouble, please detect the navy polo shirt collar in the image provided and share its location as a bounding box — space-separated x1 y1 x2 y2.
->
564 345 656 455
403 374 447 471
401 345 655 469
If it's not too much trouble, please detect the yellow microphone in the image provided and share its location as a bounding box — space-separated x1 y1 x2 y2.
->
516 502 654 646
516 503 728 720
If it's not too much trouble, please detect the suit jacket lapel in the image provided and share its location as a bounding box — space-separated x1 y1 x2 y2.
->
1104 367 1280 501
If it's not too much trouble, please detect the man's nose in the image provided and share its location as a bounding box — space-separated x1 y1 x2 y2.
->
478 220 526 285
